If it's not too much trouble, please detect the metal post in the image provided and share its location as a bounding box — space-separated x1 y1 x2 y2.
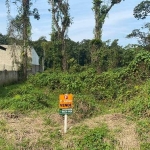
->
64 114 67 133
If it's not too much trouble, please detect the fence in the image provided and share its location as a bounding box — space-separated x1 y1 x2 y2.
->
0 70 18 86
0 64 42 72
0 65 43 86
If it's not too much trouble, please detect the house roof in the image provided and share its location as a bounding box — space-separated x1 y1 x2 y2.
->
0 45 6 51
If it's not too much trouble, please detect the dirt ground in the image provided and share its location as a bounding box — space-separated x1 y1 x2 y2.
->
79 113 140 150
0 111 140 150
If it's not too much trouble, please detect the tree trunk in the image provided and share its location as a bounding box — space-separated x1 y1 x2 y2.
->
61 39 67 71
22 0 29 80
94 1 101 39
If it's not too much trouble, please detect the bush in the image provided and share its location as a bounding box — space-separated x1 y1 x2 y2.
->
71 94 98 122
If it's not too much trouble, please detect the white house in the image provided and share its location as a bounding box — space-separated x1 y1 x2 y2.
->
0 45 41 73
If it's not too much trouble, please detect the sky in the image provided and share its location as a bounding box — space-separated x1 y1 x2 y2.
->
0 0 149 47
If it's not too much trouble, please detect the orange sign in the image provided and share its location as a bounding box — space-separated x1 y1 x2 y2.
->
59 94 73 109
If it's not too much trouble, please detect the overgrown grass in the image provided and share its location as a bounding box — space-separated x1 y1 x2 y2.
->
60 124 116 150
0 137 15 150
0 50 150 149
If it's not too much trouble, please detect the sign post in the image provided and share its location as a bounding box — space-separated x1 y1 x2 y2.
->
59 94 73 133
64 114 67 133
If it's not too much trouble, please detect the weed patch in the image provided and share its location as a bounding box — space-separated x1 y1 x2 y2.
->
74 125 115 150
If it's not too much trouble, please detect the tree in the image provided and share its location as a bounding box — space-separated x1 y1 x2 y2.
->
31 36 47 66
48 0 72 71
6 0 40 80
91 0 124 73
67 39 91 68
42 40 62 70
134 0 150 19
92 0 123 40
128 1 150 49
0 33 9 44
127 23 150 50
107 39 123 69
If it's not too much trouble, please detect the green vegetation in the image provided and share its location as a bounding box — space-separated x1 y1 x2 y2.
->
0 48 150 149
0 0 150 149
0 137 15 150
74 125 115 150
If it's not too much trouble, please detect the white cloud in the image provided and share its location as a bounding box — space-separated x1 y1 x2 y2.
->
104 10 133 26
70 16 94 31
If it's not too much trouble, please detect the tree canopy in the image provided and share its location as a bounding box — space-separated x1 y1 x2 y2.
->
134 0 150 19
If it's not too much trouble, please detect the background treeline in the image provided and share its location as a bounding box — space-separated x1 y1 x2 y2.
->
0 32 143 72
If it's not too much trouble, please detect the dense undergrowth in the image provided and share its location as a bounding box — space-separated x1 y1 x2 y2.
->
0 50 150 149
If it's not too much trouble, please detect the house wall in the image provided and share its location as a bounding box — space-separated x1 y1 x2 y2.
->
0 45 22 71
0 45 42 86
0 45 41 73
0 70 18 86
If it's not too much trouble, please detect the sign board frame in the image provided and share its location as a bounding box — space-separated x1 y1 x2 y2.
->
59 94 73 109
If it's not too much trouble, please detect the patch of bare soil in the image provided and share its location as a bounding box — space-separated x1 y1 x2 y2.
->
77 113 140 150
0 112 66 148
0 111 140 150
0 112 44 148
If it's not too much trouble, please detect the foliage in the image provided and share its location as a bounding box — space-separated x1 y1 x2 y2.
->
1 1 150 148
90 39 102 48
128 50 150 79
136 119 150 142
7 0 40 42
75 125 115 150
0 48 150 149
0 33 9 44
137 119 150 150
140 143 150 150
67 39 91 67
0 137 15 150
26 49 150 102
6 0 40 80
71 94 98 121
48 0 73 71
0 84 50 111
43 40 62 69
0 48 149 114
31 36 47 64
134 0 150 19
127 23 150 49
92 0 124 39
121 79 150 118
121 48 137 66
